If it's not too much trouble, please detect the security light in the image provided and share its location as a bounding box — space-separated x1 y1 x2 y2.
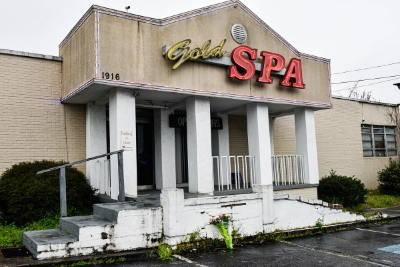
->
394 83 400 89
125 6 130 12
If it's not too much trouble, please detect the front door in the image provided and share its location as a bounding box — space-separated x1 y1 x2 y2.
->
136 109 155 189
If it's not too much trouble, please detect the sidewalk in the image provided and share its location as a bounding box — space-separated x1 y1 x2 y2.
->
363 206 400 218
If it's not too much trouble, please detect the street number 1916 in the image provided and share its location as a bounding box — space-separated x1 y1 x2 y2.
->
102 72 120 80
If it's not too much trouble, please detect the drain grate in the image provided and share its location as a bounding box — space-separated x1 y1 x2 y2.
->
231 23 247 44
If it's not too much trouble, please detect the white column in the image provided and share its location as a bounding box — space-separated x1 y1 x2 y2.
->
186 96 213 194
154 109 176 190
109 89 137 199
160 188 185 245
246 103 273 185
294 108 319 184
269 117 275 156
211 114 230 185
86 102 107 191
253 184 274 225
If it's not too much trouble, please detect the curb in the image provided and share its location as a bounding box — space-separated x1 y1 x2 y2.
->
8 249 151 267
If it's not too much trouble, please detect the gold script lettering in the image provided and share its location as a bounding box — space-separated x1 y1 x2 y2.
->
166 39 227 70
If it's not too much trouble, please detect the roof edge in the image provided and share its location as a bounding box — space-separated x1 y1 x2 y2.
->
0 49 62 61
58 0 330 63
333 95 400 107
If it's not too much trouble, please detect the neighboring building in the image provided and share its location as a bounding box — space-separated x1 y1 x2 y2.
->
0 0 392 259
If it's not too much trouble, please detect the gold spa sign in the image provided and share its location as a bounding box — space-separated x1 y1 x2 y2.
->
164 38 305 89
165 39 227 69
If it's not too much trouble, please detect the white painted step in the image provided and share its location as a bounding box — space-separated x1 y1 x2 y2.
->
23 229 78 259
59 215 116 240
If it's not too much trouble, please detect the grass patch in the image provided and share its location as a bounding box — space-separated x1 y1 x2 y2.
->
0 213 60 247
0 207 93 247
56 257 125 267
344 190 400 212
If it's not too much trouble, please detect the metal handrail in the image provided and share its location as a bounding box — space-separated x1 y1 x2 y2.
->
37 150 125 217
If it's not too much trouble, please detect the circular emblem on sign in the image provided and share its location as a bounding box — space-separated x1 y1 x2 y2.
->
231 24 247 44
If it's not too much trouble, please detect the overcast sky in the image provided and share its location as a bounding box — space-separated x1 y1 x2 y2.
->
1 0 400 103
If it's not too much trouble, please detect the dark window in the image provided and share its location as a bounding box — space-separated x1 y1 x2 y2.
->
362 125 397 157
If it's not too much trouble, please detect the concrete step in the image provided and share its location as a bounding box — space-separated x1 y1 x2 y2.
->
23 229 78 259
59 215 115 240
93 201 161 224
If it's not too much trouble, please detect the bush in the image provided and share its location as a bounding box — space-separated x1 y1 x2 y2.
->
378 158 400 195
0 206 5 226
0 160 96 226
318 170 368 207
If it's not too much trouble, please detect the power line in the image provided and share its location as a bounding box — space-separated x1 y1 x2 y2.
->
331 74 400 84
332 61 400 75
332 76 400 92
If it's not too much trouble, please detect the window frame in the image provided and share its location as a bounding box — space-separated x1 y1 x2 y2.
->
362 125 397 157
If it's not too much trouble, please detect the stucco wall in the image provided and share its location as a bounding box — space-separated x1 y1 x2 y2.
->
61 4 330 108
0 54 86 176
59 13 95 98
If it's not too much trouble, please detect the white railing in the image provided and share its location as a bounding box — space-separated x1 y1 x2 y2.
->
272 155 305 186
212 155 256 191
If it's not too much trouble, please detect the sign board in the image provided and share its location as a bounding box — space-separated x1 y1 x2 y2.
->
121 131 133 150
169 115 223 130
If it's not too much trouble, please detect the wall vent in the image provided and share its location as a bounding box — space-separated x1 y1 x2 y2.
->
231 24 247 44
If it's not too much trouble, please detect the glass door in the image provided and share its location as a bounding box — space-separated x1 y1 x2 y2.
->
136 108 155 189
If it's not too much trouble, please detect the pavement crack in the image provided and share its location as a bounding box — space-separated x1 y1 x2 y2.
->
173 254 209 267
278 240 388 266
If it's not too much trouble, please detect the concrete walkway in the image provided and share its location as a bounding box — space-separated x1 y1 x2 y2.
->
364 206 400 218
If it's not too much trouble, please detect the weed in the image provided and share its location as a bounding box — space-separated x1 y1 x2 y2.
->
106 258 115 264
189 229 201 242
157 244 173 261
315 218 323 230
70 260 91 266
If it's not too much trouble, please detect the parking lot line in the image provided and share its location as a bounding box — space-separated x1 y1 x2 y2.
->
278 240 387 266
173 254 209 267
356 228 400 237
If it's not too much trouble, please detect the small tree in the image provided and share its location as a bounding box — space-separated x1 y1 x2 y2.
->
378 158 400 195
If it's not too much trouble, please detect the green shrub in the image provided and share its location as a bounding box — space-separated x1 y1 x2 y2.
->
0 206 5 226
0 160 96 226
318 170 368 207
378 158 400 195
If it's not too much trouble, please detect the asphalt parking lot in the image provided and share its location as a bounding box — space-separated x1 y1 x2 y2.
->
96 220 400 267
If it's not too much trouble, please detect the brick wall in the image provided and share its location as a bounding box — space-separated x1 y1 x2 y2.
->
0 54 86 175
275 187 318 200
228 115 249 156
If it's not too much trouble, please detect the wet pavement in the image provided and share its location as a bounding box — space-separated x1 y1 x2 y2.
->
94 220 400 267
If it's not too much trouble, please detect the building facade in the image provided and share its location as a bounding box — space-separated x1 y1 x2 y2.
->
0 2 398 200
2 0 395 259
